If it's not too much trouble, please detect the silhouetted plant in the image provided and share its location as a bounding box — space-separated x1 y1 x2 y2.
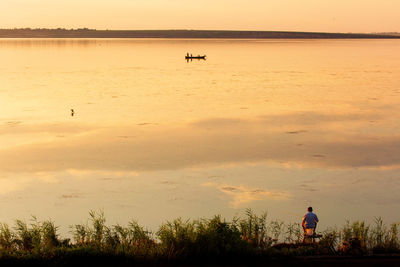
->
88 210 106 246
41 220 60 250
0 223 14 250
0 210 398 264
388 223 399 250
157 218 196 258
270 220 284 241
195 216 248 257
319 228 338 254
127 220 155 254
14 219 33 251
238 209 273 248
73 224 89 245
285 222 302 243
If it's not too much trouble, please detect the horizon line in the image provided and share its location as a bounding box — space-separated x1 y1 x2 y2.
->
1 28 399 34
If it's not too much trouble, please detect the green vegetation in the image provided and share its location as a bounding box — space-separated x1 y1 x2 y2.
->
0 209 399 266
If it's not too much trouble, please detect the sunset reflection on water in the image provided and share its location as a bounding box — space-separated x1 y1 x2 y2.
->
0 39 400 233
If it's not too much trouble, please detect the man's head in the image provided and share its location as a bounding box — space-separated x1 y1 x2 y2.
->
308 207 313 212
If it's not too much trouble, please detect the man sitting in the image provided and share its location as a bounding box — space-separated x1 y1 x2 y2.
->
302 207 319 242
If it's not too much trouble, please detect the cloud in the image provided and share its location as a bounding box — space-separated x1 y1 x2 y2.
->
203 182 290 208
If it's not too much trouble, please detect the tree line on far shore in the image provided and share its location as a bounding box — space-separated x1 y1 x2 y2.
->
1 29 399 39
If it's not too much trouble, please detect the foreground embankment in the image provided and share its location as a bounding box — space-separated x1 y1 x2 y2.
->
2 255 400 267
0 210 399 266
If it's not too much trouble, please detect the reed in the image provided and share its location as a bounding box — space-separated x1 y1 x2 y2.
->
0 223 13 250
237 209 272 248
285 222 303 243
0 210 398 264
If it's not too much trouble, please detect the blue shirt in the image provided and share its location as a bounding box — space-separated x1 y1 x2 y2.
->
302 212 319 228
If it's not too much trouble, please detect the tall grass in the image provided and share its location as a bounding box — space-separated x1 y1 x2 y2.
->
237 209 271 248
157 215 248 260
0 223 13 250
0 210 399 264
12 217 62 253
71 210 155 257
325 217 400 254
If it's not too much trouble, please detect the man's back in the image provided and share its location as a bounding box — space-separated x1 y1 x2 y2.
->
303 212 318 229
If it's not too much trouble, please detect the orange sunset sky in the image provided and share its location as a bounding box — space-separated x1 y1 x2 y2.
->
1 0 399 32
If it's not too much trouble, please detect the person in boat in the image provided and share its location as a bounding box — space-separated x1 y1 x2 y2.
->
302 207 319 241
186 52 189 57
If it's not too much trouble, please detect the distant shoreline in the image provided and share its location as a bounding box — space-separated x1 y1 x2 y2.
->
1 29 399 39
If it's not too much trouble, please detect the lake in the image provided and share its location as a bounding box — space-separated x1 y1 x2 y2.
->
0 38 400 234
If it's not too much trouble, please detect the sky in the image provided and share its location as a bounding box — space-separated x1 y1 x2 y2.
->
1 0 399 32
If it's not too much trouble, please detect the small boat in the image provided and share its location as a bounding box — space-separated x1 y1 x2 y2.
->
185 55 206 60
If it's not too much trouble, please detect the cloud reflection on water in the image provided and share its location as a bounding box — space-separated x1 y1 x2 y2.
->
0 111 398 173
203 182 290 208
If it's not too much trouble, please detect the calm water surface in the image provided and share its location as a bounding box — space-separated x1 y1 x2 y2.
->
0 39 400 233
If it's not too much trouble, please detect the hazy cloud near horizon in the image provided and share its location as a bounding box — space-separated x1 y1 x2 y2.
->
1 0 399 32
1 111 399 173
